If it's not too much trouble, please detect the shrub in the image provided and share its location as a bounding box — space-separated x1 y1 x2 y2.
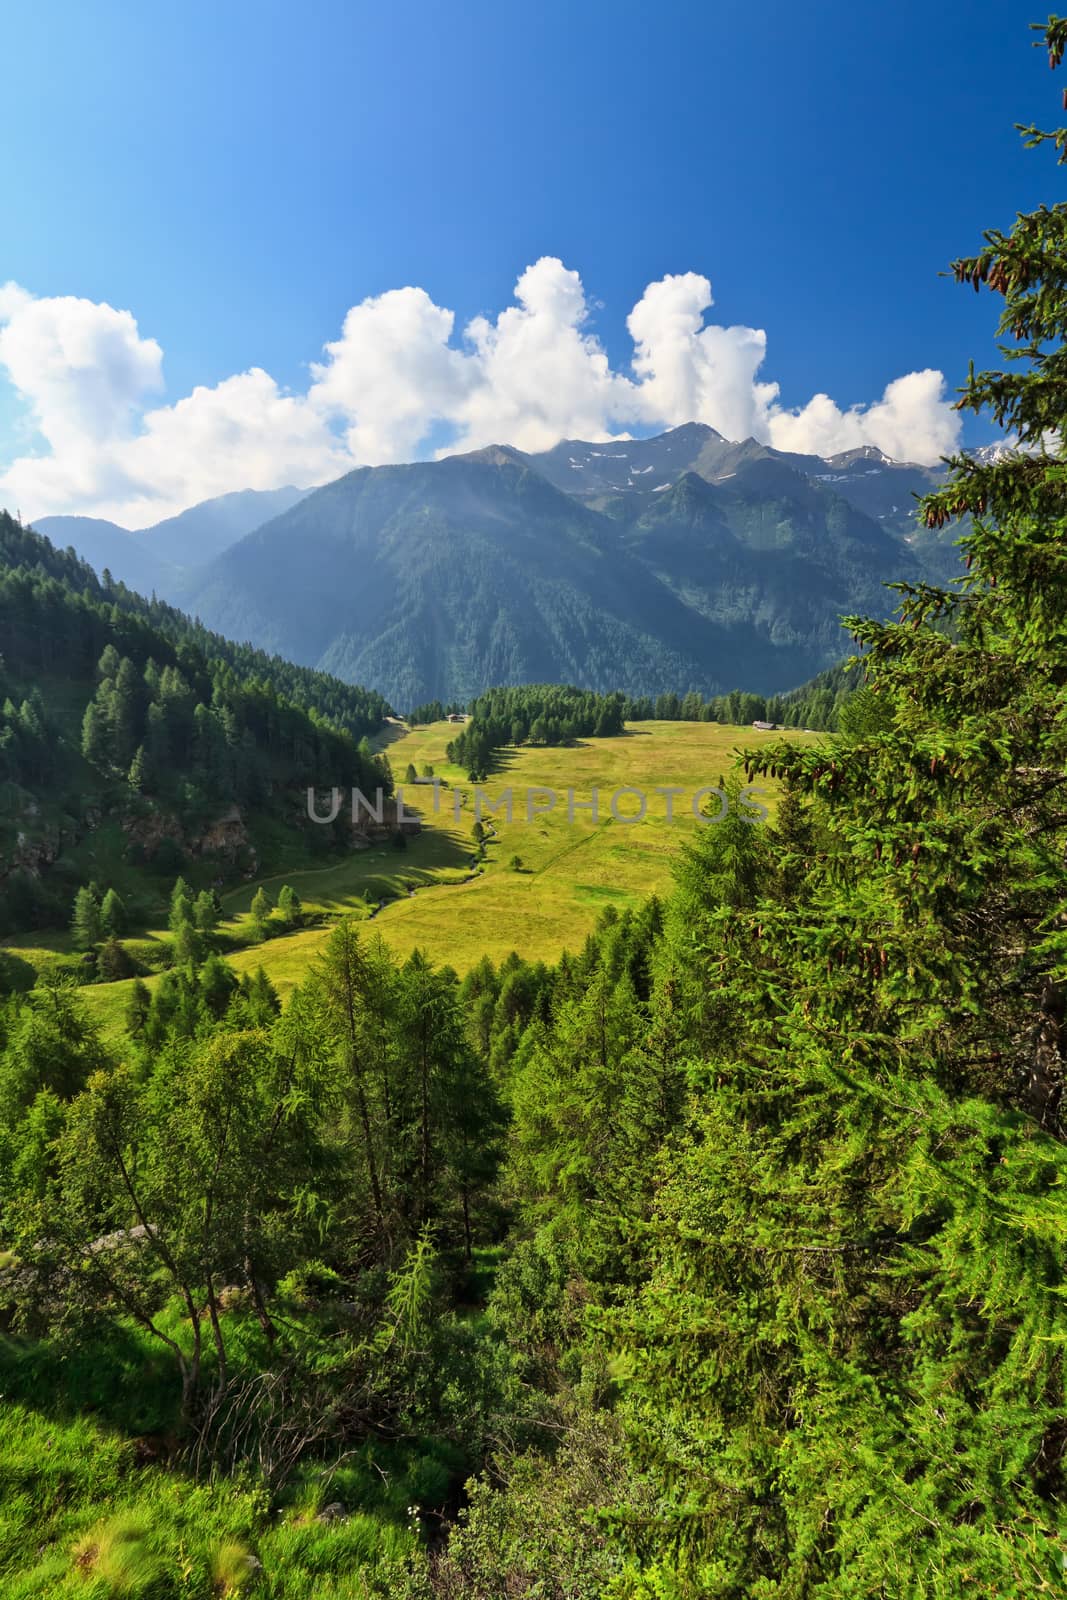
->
97 938 135 982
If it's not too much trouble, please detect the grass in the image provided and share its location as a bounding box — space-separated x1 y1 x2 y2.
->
13 719 819 1038
0 1399 418 1597
0 1260 498 1598
339 717 809 970
222 717 811 976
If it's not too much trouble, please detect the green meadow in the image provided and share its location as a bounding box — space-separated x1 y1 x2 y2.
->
6 719 816 1038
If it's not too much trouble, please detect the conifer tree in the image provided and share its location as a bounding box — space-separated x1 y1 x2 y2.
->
277 884 301 926
170 876 193 914
80 700 108 767
171 918 201 970
250 886 273 938
604 27 1067 1593
168 876 199 965
127 743 152 793
248 966 280 1022
199 951 237 1018
70 884 102 951
96 643 121 682
97 937 133 981
169 877 194 936
193 888 220 935
125 977 151 1036
144 701 170 772
304 919 388 1237
110 657 142 768
99 888 126 938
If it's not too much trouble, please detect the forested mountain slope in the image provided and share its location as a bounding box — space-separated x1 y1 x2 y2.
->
0 511 391 933
183 448 926 706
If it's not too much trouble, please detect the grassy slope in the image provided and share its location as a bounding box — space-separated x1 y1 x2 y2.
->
0 1370 418 1598
8 720 816 1038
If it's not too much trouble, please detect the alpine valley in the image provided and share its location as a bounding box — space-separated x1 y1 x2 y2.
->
34 423 967 709
3 12 1067 1600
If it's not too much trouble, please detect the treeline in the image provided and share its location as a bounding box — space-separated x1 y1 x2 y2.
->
621 658 862 729
423 671 856 786
446 684 626 779
408 698 464 724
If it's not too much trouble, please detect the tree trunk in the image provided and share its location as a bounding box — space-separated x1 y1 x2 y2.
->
204 1277 228 1397
351 1047 384 1227
246 1257 277 1347
420 1018 431 1224
1028 979 1065 1132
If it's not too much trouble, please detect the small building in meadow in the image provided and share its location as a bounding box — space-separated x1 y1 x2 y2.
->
752 720 778 731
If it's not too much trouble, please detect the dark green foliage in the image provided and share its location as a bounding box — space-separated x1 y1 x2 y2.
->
2 512 391 738
126 741 152 792
447 685 625 779
409 701 462 724
193 887 221 934
97 938 135 981
0 509 392 934
620 659 860 731
125 976 152 1036
99 887 126 937
70 883 102 950
198 952 238 1018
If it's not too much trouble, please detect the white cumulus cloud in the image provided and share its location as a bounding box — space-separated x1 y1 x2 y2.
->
766 369 961 461
446 257 627 454
625 271 780 442
308 286 472 466
0 288 163 452
0 262 960 526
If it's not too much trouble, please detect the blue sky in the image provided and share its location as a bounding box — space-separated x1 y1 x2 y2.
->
0 0 1059 522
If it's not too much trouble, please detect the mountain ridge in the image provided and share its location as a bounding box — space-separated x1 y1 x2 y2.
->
33 484 311 593
23 423 972 708
179 437 929 706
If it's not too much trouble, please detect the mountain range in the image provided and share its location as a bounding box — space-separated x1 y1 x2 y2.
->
34 485 309 596
28 424 966 708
